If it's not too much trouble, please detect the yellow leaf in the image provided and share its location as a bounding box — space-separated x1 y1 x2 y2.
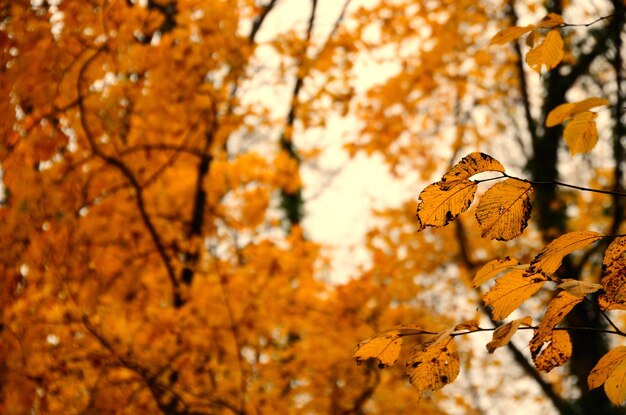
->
483 269 546 320
531 291 582 347
406 329 460 399
589 347 626 389
563 111 599 155
589 347 626 404
526 29 563 73
416 180 477 228
472 257 520 288
486 316 532 354
600 236 626 306
537 13 565 28
528 231 604 276
489 25 535 46
531 330 572 372
546 103 576 127
604 359 626 405
353 329 403 368
454 319 480 331
556 279 603 297
571 97 610 114
475 179 533 241
441 152 505 185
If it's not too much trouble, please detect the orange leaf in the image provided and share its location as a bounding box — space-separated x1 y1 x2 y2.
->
589 347 626 404
531 291 582 347
600 236 626 307
563 112 599 155
486 316 532 353
528 231 604 276
483 269 546 320
536 13 565 28
475 179 533 241
531 330 572 372
406 329 460 399
416 180 476 228
526 29 563 73
354 329 403 368
489 25 535 46
472 257 521 288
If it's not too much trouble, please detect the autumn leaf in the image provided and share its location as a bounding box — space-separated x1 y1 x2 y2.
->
353 329 404 368
486 316 532 354
528 231 604 277
526 29 563 73
531 291 582 348
483 269 546 320
572 97 610 114
489 25 535 45
536 13 565 28
563 112 599 155
589 347 626 404
546 97 608 127
472 257 521 288
475 179 533 241
417 153 505 229
416 180 477 228
455 319 480 331
406 329 460 399
441 152 505 185
557 279 603 297
600 236 626 307
546 103 576 127
531 330 572 372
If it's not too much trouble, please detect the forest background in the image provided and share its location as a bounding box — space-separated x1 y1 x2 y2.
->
1 0 625 414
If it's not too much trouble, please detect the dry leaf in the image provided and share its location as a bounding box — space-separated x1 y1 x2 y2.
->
475 179 533 241
441 152 505 185
416 180 477 227
531 329 572 372
406 329 460 399
354 330 403 368
472 257 520 288
531 291 582 347
546 103 576 127
600 236 626 307
483 269 546 320
589 347 626 404
528 231 604 276
557 279 603 297
486 316 532 353
455 319 480 331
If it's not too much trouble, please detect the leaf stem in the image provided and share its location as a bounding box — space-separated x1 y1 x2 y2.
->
475 173 626 198
561 14 615 28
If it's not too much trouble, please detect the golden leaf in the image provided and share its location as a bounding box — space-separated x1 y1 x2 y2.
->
528 231 604 276
416 180 477 228
563 111 599 155
406 329 460 399
483 269 546 320
353 329 403 368
441 152 505 185
486 316 532 354
489 25 535 46
589 347 626 404
571 97 610 114
454 319 480 331
536 13 565 28
556 279 603 297
530 330 572 372
600 236 626 307
472 257 521 288
526 29 563 73
531 291 582 347
475 179 533 241
546 103 576 127
525 30 536 47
